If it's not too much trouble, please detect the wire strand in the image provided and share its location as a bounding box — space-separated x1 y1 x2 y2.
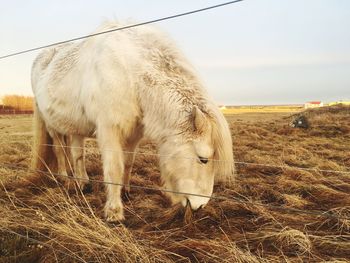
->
0 228 85 262
1 162 349 221
0 0 244 60
3 140 349 175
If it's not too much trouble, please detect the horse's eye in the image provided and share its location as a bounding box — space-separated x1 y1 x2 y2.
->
198 156 208 164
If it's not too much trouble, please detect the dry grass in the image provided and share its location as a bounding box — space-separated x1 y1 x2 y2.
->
221 105 303 115
0 106 349 262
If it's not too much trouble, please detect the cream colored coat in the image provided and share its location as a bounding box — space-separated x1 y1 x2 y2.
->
31 22 234 222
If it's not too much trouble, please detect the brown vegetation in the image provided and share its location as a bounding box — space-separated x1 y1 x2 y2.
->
1 95 34 111
0 106 349 262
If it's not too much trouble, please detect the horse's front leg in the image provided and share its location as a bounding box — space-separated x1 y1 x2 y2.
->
97 126 125 222
123 149 137 197
123 128 143 196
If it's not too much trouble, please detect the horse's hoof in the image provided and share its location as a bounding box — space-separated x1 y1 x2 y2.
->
105 207 125 222
122 188 130 201
77 180 89 191
124 184 130 193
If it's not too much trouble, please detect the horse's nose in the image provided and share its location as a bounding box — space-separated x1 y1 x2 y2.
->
187 196 209 211
187 199 204 210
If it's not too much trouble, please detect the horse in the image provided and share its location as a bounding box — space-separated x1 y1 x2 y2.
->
31 21 234 222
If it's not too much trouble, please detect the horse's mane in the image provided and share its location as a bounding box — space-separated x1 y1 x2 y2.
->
92 21 205 96
114 20 235 180
208 105 234 184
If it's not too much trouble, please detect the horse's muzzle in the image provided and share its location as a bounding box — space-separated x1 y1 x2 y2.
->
183 196 210 211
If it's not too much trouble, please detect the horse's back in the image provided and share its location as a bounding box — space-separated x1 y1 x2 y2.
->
32 43 93 135
31 26 143 137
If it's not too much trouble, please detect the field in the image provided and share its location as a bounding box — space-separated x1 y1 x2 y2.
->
0 106 349 262
220 104 303 115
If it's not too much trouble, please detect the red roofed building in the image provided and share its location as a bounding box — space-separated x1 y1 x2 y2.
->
304 101 323 109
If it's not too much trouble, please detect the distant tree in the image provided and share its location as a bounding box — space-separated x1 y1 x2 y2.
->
2 95 34 111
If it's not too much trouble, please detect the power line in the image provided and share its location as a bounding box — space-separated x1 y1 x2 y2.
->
1 162 349 221
0 0 244 60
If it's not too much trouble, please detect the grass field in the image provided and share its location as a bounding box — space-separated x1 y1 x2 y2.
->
220 105 303 115
0 106 349 262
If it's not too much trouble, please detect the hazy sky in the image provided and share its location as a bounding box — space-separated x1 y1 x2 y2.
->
0 0 349 105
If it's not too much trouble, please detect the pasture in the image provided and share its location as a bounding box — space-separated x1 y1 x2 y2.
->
0 106 349 262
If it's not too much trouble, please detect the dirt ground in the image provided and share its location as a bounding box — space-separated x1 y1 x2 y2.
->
0 107 349 262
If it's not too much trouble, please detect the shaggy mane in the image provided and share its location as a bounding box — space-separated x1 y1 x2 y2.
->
209 107 235 184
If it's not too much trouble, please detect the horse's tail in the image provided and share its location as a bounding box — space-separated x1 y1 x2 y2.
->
31 104 57 173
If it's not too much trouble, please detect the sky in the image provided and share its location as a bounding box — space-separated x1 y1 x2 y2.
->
0 0 349 105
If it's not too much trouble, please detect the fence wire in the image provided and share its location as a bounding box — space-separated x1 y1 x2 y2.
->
1 162 349 221
0 228 86 262
0 0 244 60
2 139 350 175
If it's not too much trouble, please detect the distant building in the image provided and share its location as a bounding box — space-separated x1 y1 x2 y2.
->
304 101 323 109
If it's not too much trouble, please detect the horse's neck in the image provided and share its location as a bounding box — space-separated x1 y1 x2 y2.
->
138 74 203 143
136 50 208 142
139 89 189 142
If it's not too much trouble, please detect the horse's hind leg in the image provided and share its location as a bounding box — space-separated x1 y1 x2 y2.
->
50 131 69 179
71 135 89 189
97 125 125 222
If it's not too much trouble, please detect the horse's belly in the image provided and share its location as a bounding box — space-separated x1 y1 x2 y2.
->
46 110 94 136
38 93 95 136
45 108 94 136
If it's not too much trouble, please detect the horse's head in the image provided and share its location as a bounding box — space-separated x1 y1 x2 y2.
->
159 106 233 210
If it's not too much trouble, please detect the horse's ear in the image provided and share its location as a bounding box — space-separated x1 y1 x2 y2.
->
192 106 207 132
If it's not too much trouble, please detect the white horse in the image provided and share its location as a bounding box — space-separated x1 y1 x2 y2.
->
31 21 234 222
